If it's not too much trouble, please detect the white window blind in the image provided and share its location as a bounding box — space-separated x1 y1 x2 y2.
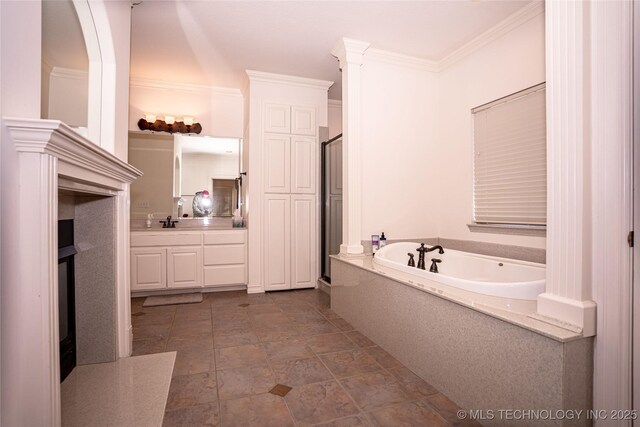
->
473 83 546 226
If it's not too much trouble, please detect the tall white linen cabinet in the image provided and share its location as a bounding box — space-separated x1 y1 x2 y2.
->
244 71 333 293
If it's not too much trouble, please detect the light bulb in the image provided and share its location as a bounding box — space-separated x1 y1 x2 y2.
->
164 115 175 125
183 116 194 126
145 113 157 123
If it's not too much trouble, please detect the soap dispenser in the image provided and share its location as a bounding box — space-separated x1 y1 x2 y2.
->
379 232 387 249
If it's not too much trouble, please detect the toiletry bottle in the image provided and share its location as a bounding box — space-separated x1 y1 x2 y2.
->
379 232 387 249
145 213 153 228
371 234 380 254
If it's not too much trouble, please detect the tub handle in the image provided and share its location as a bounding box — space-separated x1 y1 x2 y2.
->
407 253 415 267
429 258 442 273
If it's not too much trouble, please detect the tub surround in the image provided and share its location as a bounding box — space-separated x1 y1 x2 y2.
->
362 237 545 264
331 258 593 426
332 254 580 343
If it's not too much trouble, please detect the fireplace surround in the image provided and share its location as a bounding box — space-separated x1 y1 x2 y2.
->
2 118 141 426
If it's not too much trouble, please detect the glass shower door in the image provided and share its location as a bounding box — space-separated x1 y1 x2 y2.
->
321 134 343 282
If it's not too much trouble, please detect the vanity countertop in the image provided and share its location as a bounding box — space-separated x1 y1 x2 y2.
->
131 219 245 232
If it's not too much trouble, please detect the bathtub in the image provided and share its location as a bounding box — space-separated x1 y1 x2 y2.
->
373 242 545 301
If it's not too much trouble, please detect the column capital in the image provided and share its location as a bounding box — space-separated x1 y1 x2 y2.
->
331 38 371 69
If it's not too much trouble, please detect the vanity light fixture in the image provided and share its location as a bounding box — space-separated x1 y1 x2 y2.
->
137 114 202 134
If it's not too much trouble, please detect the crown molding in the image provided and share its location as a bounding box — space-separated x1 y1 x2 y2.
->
328 99 342 107
365 48 438 72
331 38 371 68
129 77 242 97
437 1 545 72
50 66 88 81
245 69 334 90
5 117 141 187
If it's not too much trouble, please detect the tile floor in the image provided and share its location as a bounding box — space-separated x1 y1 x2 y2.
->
132 289 481 426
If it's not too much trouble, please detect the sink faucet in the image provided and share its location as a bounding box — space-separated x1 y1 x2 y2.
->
159 215 179 228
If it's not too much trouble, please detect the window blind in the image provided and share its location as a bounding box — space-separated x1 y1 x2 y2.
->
472 84 546 226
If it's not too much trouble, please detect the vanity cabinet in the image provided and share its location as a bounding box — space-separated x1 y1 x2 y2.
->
130 229 247 292
203 230 247 287
130 247 166 290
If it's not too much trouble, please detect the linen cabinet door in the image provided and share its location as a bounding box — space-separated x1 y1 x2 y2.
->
167 246 203 289
291 135 317 194
291 106 316 136
130 248 166 291
263 134 291 193
264 103 291 133
291 195 317 289
263 194 291 291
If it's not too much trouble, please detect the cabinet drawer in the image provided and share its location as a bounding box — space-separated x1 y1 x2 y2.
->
204 265 246 286
203 231 245 245
131 233 202 247
204 245 245 265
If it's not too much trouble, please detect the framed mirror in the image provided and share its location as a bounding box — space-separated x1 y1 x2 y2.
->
128 132 242 221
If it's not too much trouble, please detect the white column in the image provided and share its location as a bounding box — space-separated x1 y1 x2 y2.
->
331 38 370 255
537 0 597 335
589 0 633 422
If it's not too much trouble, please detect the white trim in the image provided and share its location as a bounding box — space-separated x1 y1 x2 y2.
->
331 38 369 256
538 0 596 333
589 0 634 420
537 293 596 337
2 118 141 425
437 1 545 72
49 66 88 81
364 48 437 72
129 76 242 97
328 99 342 107
245 70 333 91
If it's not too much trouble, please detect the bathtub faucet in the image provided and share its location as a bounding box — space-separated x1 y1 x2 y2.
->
416 244 445 270
426 245 445 255
416 243 428 269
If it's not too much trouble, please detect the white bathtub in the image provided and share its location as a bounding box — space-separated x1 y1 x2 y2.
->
373 242 545 301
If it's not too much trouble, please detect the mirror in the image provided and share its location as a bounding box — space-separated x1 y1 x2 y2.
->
129 133 241 220
41 0 102 142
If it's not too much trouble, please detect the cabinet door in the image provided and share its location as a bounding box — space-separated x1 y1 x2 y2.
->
130 248 166 291
291 195 316 289
167 246 203 288
263 194 291 291
264 103 291 133
264 134 291 193
291 135 317 194
291 106 316 136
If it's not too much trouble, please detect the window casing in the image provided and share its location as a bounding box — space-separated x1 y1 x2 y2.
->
472 83 546 227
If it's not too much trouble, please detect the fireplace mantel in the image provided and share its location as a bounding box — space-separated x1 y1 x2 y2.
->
2 118 142 426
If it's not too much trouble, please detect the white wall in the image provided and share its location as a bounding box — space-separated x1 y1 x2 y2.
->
1 1 42 423
328 99 342 139
46 67 88 128
436 12 546 249
129 79 243 138
359 56 439 241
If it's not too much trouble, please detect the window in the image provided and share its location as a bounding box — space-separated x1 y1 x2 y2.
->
472 83 546 230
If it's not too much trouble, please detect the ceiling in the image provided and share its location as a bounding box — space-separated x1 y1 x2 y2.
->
130 0 535 99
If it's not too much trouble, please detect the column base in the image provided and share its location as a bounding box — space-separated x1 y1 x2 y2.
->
537 293 597 337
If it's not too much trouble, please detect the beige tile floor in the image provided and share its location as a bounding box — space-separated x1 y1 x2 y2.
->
132 289 481 427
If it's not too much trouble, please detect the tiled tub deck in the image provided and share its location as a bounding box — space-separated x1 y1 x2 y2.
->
331 256 593 427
